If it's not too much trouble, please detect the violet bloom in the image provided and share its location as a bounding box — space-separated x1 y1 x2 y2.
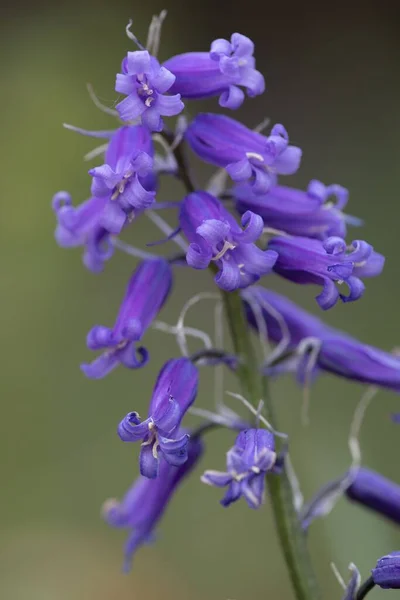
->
201 429 276 508
372 552 400 589
89 126 156 234
115 50 184 131
235 180 353 240
186 113 301 194
346 468 400 525
164 33 265 110
103 435 203 571
243 287 400 392
179 191 277 291
52 192 113 273
81 258 172 379
268 235 384 309
118 358 199 478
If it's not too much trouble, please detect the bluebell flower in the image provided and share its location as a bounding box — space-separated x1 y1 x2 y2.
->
186 113 301 194
89 125 156 234
201 429 276 508
115 50 184 131
81 258 172 379
103 434 203 571
243 287 400 392
52 192 113 273
234 180 353 240
118 358 199 478
268 235 384 309
164 33 265 110
179 191 277 291
346 468 400 525
372 552 400 589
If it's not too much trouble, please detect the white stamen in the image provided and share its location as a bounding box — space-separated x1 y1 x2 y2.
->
145 97 153 107
246 151 264 162
212 240 236 261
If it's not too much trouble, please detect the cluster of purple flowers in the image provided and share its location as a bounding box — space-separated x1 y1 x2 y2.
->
53 13 400 589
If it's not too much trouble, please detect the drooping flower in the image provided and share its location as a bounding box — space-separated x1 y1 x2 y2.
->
118 358 199 478
179 191 277 291
103 434 203 571
81 258 172 379
372 552 400 589
267 235 384 309
201 428 276 508
243 287 400 392
185 113 301 194
234 180 354 240
164 33 265 110
115 50 184 131
346 468 400 525
52 192 113 273
89 125 156 234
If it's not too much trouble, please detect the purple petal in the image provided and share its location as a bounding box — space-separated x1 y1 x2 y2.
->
139 443 159 479
196 219 230 246
233 211 263 243
275 146 302 175
220 481 242 507
201 470 233 487
116 94 146 122
340 276 365 304
153 396 182 433
151 66 176 93
158 432 190 467
118 413 150 442
117 343 150 369
316 278 340 310
156 93 184 117
86 325 114 350
186 243 212 269
231 33 254 57
226 157 253 182
240 68 265 96
80 351 119 379
126 50 151 74
100 201 127 234
123 176 155 210
115 73 135 95
353 250 385 278
215 259 241 291
141 107 162 132
241 475 265 509
219 85 245 109
210 37 231 59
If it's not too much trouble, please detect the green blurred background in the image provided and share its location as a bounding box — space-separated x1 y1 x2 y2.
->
1 1 400 598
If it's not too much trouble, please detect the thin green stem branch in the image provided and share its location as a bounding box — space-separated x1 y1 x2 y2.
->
221 288 321 600
171 136 320 600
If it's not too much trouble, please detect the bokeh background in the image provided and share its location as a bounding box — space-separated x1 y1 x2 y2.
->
1 1 400 598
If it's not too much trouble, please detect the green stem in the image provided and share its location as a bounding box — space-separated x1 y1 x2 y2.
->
221 288 320 600
169 137 319 600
